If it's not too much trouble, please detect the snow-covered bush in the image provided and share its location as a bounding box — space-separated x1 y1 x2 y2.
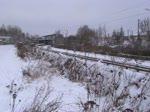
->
16 43 28 59
16 43 36 60
22 60 53 82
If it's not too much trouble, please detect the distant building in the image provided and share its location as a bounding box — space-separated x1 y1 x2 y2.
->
35 34 64 46
0 36 12 45
35 34 56 45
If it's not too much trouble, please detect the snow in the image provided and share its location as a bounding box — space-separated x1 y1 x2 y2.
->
0 45 149 112
0 45 87 112
51 76 87 111
0 45 23 112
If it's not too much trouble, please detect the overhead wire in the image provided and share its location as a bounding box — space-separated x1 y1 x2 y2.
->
66 0 150 33
98 0 150 20
100 12 150 25
110 0 150 15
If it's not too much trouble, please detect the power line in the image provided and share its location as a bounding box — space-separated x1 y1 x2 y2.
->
98 0 150 21
101 12 150 25
111 0 150 15
67 12 150 34
66 1 150 33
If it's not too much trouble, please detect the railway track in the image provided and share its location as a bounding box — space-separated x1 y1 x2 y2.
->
46 49 150 73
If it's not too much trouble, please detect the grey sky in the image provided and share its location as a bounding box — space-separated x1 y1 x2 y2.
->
0 0 150 36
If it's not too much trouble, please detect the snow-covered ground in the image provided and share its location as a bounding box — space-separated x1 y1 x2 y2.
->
0 45 23 112
0 45 87 112
0 45 150 112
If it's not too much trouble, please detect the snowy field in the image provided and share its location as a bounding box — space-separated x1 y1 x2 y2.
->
0 45 87 112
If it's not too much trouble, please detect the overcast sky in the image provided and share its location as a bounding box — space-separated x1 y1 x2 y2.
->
0 0 150 36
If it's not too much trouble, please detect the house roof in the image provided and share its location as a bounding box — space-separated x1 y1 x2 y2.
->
43 34 56 38
35 34 58 41
35 34 57 41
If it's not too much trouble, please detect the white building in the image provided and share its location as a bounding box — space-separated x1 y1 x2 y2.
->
0 36 11 44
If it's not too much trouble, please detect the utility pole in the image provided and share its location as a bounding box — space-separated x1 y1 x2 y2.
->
65 30 68 49
138 19 140 39
127 29 129 37
137 19 142 49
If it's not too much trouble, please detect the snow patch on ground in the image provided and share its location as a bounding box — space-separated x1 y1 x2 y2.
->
0 45 23 112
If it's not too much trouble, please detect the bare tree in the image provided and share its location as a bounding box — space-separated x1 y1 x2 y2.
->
112 27 124 47
140 18 150 37
76 25 96 46
95 25 107 45
139 18 150 49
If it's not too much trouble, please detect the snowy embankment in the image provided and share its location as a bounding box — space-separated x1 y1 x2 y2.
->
40 45 150 112
0 45 87 112
49 47 150 67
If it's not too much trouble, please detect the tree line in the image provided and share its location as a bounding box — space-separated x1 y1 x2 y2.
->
62 18 150 57
0 24 34 44
1 17 149 56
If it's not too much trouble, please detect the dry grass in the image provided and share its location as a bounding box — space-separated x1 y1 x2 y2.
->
21 85 62 112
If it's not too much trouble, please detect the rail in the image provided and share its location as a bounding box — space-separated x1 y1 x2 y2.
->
46 49 150 73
